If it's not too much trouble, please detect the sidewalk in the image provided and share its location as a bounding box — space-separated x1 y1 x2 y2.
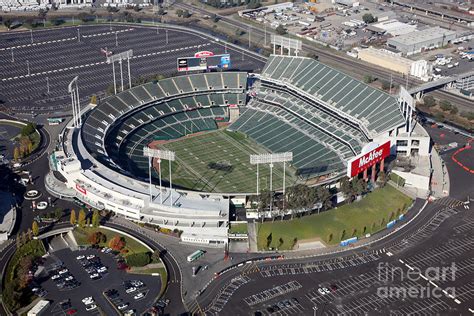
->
431 148 450 198
247 221 258 253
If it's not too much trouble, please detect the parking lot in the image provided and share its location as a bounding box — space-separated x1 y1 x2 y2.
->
39 247 161 315
0 24 265 115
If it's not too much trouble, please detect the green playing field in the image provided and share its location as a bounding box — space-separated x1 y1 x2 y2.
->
157 130 298 193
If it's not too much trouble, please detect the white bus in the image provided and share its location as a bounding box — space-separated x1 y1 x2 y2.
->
187 250 204 262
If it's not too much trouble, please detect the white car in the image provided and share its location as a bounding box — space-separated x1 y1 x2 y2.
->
82 297 93 304
76 255 85 260
133 292 144 300
51 274 61 280
58 269 69 275
65 276 74 281
98 267 107 273
90 273 100 279
117 303 129 310
86 255 95 260
318 287 330 295
101 247 108 253
85 304 97 311
131 280 143 287
125 287 137 294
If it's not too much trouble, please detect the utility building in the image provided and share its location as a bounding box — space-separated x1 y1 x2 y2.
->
387 27 457 56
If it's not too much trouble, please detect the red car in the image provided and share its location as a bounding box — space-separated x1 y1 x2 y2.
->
66 309 77 315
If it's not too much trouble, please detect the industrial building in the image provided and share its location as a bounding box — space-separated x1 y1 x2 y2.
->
387 27 457 56
358 47 431 81
370 19 417 36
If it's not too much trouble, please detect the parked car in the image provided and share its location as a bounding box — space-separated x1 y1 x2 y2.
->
58 269 69 275
82 297 93 304
76 255 85 260
85 304 97 311
86 255 95 260
134 292 144 300
126 287 137 294
118 303 129 310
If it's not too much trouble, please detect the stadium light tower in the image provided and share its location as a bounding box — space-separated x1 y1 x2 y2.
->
68 76 81 128
107 49 133 94
143 147 176 207
250 152 293 217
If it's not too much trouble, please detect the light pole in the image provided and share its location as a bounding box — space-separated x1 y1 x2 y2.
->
46 76 50 94
77 28 80 43
264 24 267 46
30 29 33 44
143 147 176 206
119 59 124 92
165 29 168 45
248 27 251 48
115 32 118 47
26 60 30 75
11 48 14 63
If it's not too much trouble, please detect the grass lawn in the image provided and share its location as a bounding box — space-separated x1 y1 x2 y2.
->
229 223 248 234
73 227 150 257
159 130 297 193
257 185 413 250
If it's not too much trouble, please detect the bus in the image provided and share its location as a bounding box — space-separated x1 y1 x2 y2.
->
47 117 64 126
187 250 204 262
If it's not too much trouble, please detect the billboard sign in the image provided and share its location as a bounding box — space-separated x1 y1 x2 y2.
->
194 51 214 58
76 183 87 195
177 53 231 72
347 141 391 177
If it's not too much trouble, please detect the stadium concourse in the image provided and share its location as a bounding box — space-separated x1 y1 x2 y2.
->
47 54 431 246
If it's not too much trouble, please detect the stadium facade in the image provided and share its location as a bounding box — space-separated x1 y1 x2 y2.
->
47 55 430 246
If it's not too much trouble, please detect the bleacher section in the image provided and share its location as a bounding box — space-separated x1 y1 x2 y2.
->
229 107 345 176
261 55 405 136
82 72 247 172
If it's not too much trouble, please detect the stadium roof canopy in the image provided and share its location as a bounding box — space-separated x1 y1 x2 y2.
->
260 55 405 137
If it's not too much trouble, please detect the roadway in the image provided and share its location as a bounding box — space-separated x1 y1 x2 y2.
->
176 2 474 112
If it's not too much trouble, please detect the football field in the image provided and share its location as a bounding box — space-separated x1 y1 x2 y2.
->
158 130 297 193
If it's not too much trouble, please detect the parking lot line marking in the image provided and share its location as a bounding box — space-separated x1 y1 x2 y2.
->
455 299 461 304
468 308 474 313
399 259 404 264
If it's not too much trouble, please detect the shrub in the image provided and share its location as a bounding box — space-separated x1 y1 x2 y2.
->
423 95 436 107
126 252 151 267
439 100 452 112
109 235 126 251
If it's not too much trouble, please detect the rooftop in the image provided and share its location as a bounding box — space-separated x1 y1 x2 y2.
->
388 27 457 46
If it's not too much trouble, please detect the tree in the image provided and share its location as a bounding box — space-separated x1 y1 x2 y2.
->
88 231 106 245
38 8 48 20
450 105 458 115
362 13 377 24
292 237 298 249
275 24 286 35
175 9 183 17
328 233 333 243
152 249 161 261
109 235 126 251
363 75 376 84
32 221 39 236
21 123 36 137
439 100 452 112
381 80 393 91
460 111 474 121
70 209 77 225
54 207 62 220
91 209 100 227
341 229 346 241
78 209 86 228
3 19 12 30
13 147 20 161
182 9 191 18
423 95 436 108
340 176 353 202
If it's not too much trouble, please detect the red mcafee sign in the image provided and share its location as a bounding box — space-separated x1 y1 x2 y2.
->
194 51 214 58
347 141 391 177
76 183 87 195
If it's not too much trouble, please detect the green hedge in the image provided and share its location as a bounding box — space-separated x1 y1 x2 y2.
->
126 252 151 267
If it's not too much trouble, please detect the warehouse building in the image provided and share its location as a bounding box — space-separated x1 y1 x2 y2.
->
387 27 457 56
358 47 431 81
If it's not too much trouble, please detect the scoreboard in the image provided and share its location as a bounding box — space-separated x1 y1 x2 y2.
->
177 52 231 72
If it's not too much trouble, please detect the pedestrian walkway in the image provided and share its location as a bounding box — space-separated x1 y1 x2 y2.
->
431 148 450 198
247 221 258 253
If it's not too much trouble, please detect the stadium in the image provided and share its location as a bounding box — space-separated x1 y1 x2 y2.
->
49 51 430 245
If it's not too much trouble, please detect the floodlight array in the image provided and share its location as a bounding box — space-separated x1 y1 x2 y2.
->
270 35 302 50
107 49 134 64
250 152 293 164
143 147 175 161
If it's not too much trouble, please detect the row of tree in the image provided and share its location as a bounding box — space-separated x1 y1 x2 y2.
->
70 209 100 228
